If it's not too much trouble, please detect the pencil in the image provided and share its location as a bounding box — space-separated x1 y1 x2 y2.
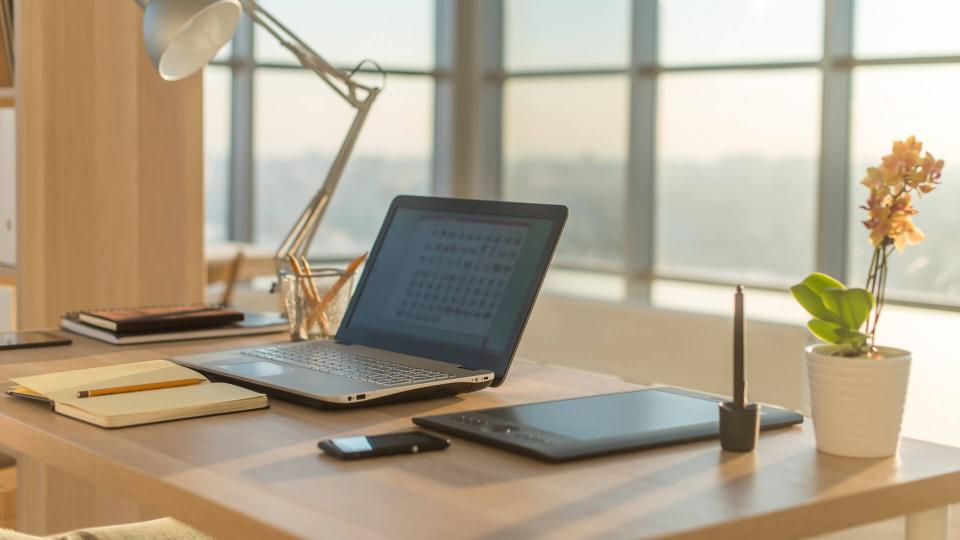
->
300 257 332 334
76 378 205 398
299 256 323 305
317 252 368 309
288 254 321 309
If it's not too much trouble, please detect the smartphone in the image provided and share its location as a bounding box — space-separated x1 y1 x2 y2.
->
0 332 72 351
318 430 450 460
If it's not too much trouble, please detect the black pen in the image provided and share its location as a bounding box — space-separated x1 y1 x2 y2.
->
734 285 745 408
719 284 759 452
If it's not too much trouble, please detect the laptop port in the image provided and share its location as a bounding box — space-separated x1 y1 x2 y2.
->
356 394 366 400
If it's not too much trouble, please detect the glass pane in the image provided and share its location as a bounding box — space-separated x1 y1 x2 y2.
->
504 0 629 71
656 70 821 283
854 0 960 58
502 76 628 266
659 0 823 66
204 66 231 243
254 0 435 70
254 70 433 256
212 37 233 63
849 65 960 302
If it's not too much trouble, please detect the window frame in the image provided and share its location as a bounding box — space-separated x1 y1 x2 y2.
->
209 4 448 253
489 0 960 311
209 0 960 312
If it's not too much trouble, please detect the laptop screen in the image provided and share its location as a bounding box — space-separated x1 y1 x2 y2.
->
337 196 566 384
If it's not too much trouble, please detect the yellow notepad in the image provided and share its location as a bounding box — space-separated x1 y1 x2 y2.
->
8 360 268 428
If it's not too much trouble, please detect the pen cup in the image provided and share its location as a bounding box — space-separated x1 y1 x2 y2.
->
280 268 355 341
719 401 760 452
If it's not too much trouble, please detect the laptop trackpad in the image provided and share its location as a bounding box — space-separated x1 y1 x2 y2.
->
215 361 290 378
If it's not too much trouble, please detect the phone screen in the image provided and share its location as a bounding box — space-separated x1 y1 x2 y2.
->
321 431 449 459
0 332 71 350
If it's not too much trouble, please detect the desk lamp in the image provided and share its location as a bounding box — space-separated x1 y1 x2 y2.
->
132 0 383 274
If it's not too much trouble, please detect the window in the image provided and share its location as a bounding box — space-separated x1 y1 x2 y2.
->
501 0 629 267
848 67 960 302
253 0 435 69
502 76 628 266
658 0 823 65
207 1 436 258
253 72 433 255
845 0 960 304
504 0 629 71
203 66 231 243
496 0 960 309
656 70 820 283
654 1 823 284
853 0 960 59
206 1 960 310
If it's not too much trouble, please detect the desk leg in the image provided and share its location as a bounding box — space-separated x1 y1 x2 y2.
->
905 506 949 540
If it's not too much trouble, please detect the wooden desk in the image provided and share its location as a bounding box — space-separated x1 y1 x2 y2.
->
1 336 959 539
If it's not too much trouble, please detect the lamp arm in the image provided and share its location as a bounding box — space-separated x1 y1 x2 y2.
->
274 89 379 263
131 0 383 276
233 0 384 269
238 0 380 108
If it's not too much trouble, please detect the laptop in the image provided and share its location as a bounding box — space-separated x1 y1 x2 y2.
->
173 196 568 408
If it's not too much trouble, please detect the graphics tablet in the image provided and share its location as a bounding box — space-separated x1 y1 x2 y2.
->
413 387 804 462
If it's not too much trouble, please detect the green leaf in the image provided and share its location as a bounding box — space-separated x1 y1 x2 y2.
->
821 287 875 330
835 328 869 349
790 284 838 322
807 319 842 344
800 273 846 296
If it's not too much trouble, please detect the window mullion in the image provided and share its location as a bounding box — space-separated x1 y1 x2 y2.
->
433 0 502 200
816 0 854 281
625 0 658 301
228 15 255 243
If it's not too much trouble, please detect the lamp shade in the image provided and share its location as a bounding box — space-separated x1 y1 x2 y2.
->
142 0 242 81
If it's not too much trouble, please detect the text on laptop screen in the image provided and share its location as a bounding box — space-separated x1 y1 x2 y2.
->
346 207 555 354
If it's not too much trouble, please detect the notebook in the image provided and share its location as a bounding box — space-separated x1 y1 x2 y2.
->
61 311 287 345
6 360 268 428
78 304 244 333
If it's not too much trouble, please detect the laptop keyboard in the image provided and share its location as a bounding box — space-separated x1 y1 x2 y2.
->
241 343 457 387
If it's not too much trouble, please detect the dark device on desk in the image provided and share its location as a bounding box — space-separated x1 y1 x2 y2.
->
172 196 568 408
718 285 761 452
414 388 803 462
318 430 450 460
0 332 72 351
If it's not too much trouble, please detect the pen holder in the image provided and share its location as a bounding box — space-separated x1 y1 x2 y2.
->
719 402 760 452
280 269 354 341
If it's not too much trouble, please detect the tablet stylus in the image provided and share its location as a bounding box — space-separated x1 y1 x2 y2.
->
734 285 745 408
719 285 759 452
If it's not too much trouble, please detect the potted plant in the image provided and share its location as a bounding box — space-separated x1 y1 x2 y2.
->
791 136 944 458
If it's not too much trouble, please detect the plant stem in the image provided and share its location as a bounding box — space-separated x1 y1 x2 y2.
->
867 241 892 351
863 245 881 345
865 245 880 290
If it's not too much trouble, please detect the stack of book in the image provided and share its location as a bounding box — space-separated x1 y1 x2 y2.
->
61 304 287 345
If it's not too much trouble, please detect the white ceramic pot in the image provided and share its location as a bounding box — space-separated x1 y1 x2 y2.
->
806 344 911 458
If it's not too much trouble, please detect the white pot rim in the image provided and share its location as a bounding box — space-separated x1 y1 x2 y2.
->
805 343 910 361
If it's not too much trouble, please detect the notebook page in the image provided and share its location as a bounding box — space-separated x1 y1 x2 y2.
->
11 359 206 400
56 383 265 419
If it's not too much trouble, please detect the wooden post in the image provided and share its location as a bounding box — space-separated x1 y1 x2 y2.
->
15 0 204 329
